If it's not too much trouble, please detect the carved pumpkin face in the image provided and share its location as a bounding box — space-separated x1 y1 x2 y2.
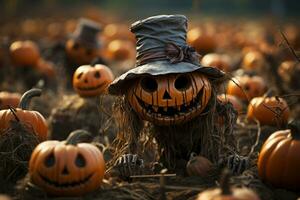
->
65 39 99 65
127 72 212 125
29 130 105 196
73 64 114 97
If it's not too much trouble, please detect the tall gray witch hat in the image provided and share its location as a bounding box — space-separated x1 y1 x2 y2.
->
108 15 225 95
70 18 102 49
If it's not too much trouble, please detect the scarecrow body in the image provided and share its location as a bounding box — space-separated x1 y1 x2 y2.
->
109 15 246 176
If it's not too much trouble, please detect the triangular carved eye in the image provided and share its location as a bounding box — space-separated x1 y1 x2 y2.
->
44 153 55 167
163 90 172 100
75 154 86 168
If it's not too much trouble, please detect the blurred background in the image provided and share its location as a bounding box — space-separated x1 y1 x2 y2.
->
1 0 300 22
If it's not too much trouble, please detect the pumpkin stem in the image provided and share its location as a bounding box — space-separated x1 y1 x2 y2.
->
263 88 275 98
220 169 232 195
19 88 42 110
8 106 20 122
288 121 300 140
65 129 93 145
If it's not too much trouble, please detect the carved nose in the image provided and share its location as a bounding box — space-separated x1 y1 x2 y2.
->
62 166 69 175
163 90 172 100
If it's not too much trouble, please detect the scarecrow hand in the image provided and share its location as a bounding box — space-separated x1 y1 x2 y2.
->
114 154 144 181
220 154 249 175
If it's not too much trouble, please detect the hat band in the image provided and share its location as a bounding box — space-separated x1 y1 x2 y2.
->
136 42 201 66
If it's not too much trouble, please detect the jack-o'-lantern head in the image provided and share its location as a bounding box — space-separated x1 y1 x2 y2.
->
66 18 102 65
73 64 114 97
109 15 225 126
127 73 212 125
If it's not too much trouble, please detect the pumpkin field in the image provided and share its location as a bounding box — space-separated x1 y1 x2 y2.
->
0 1 300 200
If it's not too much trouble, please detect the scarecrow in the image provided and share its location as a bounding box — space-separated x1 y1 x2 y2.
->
108 15 248 178
50 18 106 88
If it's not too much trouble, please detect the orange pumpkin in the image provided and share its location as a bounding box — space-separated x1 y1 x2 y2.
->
9 40 40 67
196 170 260 200
258 122 300 190
73 64 114 97
247 95 290 127
217 94 243 114
277 61 300 83
127 72 212 125
0 89 48 141
201 53 232 72
35 58 56 78
242 50 266 71
29 130 105 196
187 28 217 54
106 39 135 61
103 23 135 43
186 153 213 177
227 75 267 101
65 39 100 65
0 92 21 110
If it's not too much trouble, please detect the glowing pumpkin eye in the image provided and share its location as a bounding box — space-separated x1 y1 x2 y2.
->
175 75 191 91
94 71 101 78
75 154 86 168
141 77 158 93
44 153 55 167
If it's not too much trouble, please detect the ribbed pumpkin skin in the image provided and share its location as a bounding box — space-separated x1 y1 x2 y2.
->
258 130 300 190
247 96 290 126
29 140 105 196
0 108 48 141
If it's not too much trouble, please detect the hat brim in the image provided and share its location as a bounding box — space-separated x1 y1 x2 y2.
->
108 60 226 95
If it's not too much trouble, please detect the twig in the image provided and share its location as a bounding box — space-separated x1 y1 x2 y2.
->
279 29 300 63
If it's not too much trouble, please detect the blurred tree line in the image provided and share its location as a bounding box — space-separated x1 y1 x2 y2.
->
0 0 299 20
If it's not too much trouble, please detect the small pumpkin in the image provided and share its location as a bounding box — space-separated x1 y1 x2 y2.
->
258 122 300 191
65 39 100 65
187 27 217 54
29 130 105 196
35 58 56 79
106 39 135 61
201 53 232 72
0 92 21 110
9 40 40 67
227 75 267 101
127 72 212 125
186 153 213 177
217 94 243 114
196 169 260 200
0 89 48 141
73 64 114 97
247 93 290 127
242 50 266 71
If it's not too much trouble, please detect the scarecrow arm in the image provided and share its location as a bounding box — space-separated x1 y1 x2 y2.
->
219 153 249 175
114 154 145 181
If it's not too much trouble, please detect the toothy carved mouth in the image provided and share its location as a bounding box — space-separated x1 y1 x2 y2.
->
77 83 106 91
39 172 92 188
135 88 204 117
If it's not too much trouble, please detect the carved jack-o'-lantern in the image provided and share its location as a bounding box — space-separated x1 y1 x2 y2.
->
29 130 105 196
66 39 99 65
73 64 114 97
127 72 212 125
65 18 102 65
